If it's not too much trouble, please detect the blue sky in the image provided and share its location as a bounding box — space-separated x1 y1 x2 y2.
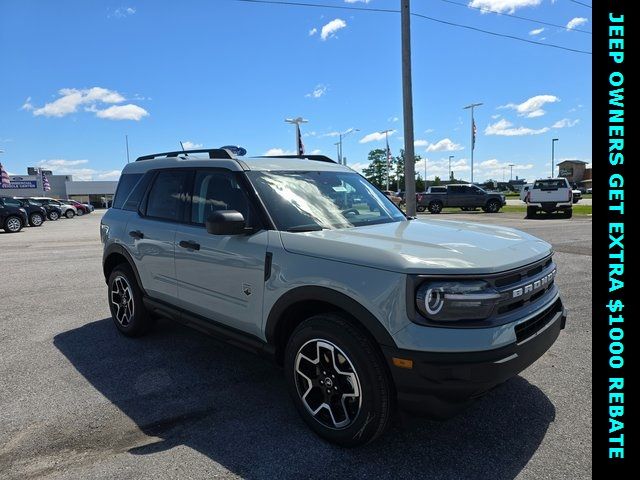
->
0 0 591 183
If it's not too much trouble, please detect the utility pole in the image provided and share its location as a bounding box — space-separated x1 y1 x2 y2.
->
125 135 130 163
334 142 340 162
448 155 454 182
337 128 359 165
463 102 482 184
285 117 308 155
551 138 559 177
401 0 416 216
380 129 393 191
508 163 515 181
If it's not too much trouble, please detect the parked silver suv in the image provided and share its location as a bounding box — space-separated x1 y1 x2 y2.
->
101 148 567 446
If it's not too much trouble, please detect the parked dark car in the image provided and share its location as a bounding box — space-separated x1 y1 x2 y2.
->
3 197 47 227
0 197 29 233
417 184 506 214
21 198 63 220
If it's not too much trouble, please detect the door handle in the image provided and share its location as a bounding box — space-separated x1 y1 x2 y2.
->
179 240 200 251
129 230 144 239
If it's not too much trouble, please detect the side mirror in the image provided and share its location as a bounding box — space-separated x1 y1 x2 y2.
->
206 210 247 235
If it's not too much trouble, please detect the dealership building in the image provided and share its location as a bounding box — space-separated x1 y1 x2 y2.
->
4 172 118 207
557 160 592 190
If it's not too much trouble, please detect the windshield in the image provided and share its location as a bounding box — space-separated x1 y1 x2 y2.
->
247 171 406 231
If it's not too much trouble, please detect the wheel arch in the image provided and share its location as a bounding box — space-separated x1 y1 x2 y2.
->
265 286 397 364
103 244 146 294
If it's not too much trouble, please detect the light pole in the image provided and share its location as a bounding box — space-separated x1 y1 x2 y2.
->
401 0 417 215
380 129 394 191
463 102 483 184
551 138 559 177
337 128 360 165
285 117 308 155
334 142 340 161
448 155 454 182
508 163 515 181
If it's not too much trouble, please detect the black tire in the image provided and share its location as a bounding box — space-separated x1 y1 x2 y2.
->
29 212 44 227
3 215 23 233
564 209 573 219
526 206 537 219
428 201 443 214
416 205 426 213
65 209 75 219
48 211 60 221
284 314 394 447
485 199 501 213
76 208 84 216
107 263 153 337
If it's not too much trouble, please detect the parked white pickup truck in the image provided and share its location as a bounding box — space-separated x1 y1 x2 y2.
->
524 178 573 218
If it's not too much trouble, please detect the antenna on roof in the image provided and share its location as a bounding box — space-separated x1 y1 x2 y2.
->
179 141 186 152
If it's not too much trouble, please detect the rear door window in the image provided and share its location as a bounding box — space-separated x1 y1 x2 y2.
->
144 170 191 222
533 180 567 190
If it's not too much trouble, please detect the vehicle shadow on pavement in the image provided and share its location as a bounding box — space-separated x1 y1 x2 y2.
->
54 318 555 480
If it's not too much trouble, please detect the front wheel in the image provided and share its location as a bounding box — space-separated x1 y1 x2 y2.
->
65 209 75 219
48 211 60 221
76 208 84 216
526 206 537 219
416 205 426 213
428 201 443 214
285 314 393 447
563 209 573 219
485 200 501 213
29 213 44 227
3 215 23 233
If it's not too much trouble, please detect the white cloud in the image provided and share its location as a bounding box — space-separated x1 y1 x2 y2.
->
567 17 588 30
552 118 579 128
426 138 464 152
111 7 136 18
309 28 317 36
181 141 203 149
469 0 541 14
485 118 550 136
424 128 435 134
491 114 501 119
321 18 347 41
359 130 396 143
27 87 147 121
305 84 327 98
344 0 370 3
36 159 121 181
264 148 296 156
414 139 429 147
500 94 560 118
310 149 322 154
388 116 399 123
95 104 149 121
321 131 341 138
529 27 544 36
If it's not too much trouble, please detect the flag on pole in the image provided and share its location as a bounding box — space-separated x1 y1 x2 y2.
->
42 170 51 191
472 118 477 151
0 162 10 188
386 138 392 172
297 125 305 155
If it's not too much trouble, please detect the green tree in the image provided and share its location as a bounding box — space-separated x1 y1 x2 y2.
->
433 176 442 186
362 149 392 189
394 149 422 191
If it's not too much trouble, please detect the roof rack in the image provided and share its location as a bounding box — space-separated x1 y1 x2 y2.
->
135 148 235 162
257 154 336 164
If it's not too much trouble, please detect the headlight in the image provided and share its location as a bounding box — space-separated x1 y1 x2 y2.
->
416 280 501 322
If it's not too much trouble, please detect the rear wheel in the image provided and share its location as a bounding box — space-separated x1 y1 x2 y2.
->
29 213 44 227
3 215 23 233
285 314 393 447
107 264 153 337
416 205 426 213
526 206 537 219
65 209 75 219
76 208 84 216
48 211 60 221
563 209 573 219
428 201 443 214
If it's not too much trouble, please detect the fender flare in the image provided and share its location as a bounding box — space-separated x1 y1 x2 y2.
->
265 286 397 348
102 243 146 295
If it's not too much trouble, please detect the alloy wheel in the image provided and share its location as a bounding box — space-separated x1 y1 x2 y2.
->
49 212 59 221
294 339 362 430
6 217 22 232
110 275 135 327
31 214 43 226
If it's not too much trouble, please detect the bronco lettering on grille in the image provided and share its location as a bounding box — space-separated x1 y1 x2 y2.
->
512 269 556 298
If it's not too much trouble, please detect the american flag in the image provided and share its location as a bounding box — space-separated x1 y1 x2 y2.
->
42 170 51 191
472 118 477 151
297 125 305 155
386 137 392 171
0 162 10 188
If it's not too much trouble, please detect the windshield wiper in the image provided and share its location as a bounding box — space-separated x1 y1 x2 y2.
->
286 224 324 232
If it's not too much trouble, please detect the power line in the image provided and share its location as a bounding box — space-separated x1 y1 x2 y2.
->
568 0 591 8
434 0 591 34
235 0 591 55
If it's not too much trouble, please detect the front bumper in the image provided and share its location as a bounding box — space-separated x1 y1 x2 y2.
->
382 298 566 418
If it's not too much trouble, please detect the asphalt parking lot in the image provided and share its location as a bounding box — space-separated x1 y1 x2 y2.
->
0 211 592 479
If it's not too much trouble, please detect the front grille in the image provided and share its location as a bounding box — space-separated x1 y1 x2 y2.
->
514 298 562 343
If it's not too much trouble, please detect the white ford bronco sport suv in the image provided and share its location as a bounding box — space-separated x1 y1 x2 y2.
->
101 148 567 446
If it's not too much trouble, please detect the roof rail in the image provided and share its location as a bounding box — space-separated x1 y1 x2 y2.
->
135 148 235 162
257 154 336 164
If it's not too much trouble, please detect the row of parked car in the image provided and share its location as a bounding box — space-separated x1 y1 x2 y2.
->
0 196 94 233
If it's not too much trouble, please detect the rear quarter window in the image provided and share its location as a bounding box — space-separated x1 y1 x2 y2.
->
112 174 143 209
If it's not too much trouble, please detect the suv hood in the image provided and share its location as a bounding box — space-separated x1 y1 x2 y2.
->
279 219 552 274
